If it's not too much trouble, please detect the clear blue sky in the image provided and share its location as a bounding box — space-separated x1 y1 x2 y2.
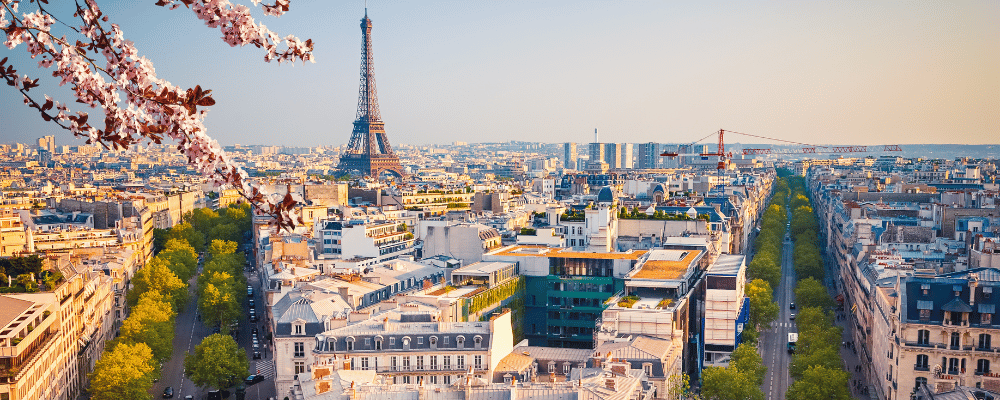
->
2 1 997 147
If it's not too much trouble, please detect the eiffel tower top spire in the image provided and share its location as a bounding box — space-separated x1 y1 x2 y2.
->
356 8 380 123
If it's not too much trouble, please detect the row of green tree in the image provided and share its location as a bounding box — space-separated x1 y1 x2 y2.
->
617 205 710 221
89 205 252 399
89 230 197 399
197 240 248 334
747 177 790 292
784 178 851 400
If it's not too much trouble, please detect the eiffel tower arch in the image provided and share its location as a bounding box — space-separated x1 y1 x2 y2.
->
338 12 405 179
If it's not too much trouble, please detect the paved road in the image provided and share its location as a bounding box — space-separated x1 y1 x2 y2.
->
149 250 277 400
760 227 798 400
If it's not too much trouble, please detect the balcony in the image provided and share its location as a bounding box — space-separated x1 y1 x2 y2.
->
914 365 930 372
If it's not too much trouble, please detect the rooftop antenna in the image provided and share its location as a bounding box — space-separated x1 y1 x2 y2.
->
365 0 367 16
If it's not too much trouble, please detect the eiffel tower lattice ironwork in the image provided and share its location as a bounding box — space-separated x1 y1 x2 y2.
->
338 11 405 179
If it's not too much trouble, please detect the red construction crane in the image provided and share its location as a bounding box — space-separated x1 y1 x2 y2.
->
660 129 903 169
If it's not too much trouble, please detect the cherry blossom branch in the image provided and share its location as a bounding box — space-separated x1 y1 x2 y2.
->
2 0 311 230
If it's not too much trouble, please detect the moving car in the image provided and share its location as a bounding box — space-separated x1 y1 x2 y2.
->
790 313 796 320
245 375 266 386
162 387 174 398
253 351 262 359
790 302 796 309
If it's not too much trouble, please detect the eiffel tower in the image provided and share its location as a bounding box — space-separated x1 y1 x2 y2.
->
338 11 405 179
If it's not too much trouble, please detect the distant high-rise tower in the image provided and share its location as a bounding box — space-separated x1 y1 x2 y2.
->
563 143 578 170
604 143 622 169
338 11 405 179
620 143 633 169
636 142 660 169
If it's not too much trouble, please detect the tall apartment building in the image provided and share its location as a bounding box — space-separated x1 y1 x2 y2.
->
620 143 634 169
872 269 1000 399
604 143 622 169
0 255 116 400
636 142 661 169
589 143 604 166
562 143 577 171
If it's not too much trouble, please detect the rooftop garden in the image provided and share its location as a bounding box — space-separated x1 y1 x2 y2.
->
617 295 639 308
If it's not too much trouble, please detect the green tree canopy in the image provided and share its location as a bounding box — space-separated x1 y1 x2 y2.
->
199 282 240 332
794 277 833 310
785 365 851 400
184 334 248 390
167 222 206 253
746 279 779 333
117 291 177 362
700 365 764 400
730 343 766 386
157 238 199 282
128 257 188 311
88 342 156 400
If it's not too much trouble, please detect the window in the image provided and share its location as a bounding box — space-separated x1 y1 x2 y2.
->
294 342 305 358
346 339 354 351
642 363 652 376
457 336 465 349
430 336 437 348
915 355 929 370
365 338 371 347
430 376 437 384
474 355 483 369
444 355 451 369
984 313 993 325
294 323 303 335
920 309 931 321
390 337 395 346
403 338 410 350
443 336 449 345
457 355 465 369
951 332 961 349
375 338 382 350
444 376 451 385
548 362 556 373
402 376 411 384
402 356 410 370
391 356 397 370
361 357 370 370
917 330 930 345
418 337 424 345
430 355 438 370
978 359 991 375
417 356 424 370
474 336 483 348
294 361 306 375
564 363 571 374
948 358 960 374
981 334 993 350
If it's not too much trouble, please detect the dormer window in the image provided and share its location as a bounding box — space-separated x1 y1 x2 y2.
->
294 322 305 335
985 287 993 299
474 336 483 348
402 337 411 350
346 337 355 351
429 336 438 349
921 284 930 296
457 336 465 349
374 336 383 350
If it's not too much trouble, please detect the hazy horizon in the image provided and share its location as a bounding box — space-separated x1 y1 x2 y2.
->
1 1 997 148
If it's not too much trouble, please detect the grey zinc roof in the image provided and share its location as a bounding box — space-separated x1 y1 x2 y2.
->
941 297 973 313
277 297 320 323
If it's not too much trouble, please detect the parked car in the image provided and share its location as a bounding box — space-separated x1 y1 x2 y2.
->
790 313 796 320
162 387 174 398
253 351 262 359
790 302 796 309
245 375 266 386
